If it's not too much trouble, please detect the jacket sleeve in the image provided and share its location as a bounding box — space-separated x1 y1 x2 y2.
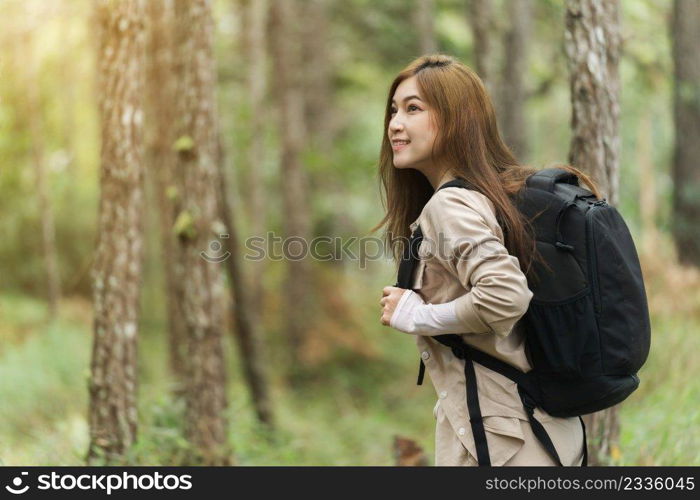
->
421 188 533 338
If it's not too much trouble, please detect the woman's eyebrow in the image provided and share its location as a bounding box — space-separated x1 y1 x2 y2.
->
391 95 423 105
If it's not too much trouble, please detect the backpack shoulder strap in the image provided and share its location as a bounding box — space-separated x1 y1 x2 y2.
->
436 177 475 192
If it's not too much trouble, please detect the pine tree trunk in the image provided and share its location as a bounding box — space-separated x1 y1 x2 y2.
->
565 0 621 206
173 0 231 465
671 0 700 266
145 0 187 393
300 0 345 259
565 0 622 465
243 0 268 320
270 0 313 372
88 0 146 464
501 0 531 161
216 137 275 427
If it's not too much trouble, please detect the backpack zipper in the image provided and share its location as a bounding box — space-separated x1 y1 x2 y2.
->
585 202 605 314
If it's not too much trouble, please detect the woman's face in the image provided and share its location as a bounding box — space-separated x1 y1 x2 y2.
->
388 76 437 171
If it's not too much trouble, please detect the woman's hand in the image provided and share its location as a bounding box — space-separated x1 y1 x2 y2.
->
380 286 408 326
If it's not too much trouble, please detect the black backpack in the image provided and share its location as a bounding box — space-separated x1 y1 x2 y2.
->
396 168 651 466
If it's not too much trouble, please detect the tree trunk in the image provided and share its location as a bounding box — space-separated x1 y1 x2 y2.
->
238 0 275 425
638 113 659 255
59 11 78 179
173 0 231 465
87 0 146 464
145 0 188 393
565 0 622 465
468 0 496 94
301 0 335 155
270 0 313 373
26 55 61 319
565 0 621 206
414 0 437 55
501 0 531 162
216 137 275 427
243 0 269 320
671 0 700 266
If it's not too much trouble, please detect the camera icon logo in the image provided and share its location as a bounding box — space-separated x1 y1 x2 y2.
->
200 234 231 263
5 472 29 494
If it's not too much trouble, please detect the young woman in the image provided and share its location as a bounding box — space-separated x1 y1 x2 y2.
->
376 54 587 466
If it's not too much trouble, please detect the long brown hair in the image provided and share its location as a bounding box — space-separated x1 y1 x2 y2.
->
372 54 600 278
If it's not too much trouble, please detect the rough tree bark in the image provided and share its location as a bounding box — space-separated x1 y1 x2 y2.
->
173 0 231 465
565 0 622 465
565 0 621 206
501 0 532 161
270 0 313 372
87 0 146 464
145 0 187 392
671 0 700 266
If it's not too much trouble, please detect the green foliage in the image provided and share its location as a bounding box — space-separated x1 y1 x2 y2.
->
617 313 700 465
0 294 90 465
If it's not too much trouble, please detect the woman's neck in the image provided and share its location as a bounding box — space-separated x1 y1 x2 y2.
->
424 168 457 191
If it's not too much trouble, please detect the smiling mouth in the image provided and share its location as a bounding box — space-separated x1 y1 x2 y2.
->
392 140 410 151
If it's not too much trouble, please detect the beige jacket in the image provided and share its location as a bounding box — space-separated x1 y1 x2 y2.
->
408 176 584 466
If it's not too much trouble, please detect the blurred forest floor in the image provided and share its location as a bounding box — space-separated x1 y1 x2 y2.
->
1 231 698 466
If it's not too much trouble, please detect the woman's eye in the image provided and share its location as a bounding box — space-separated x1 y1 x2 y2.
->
390 104 419 115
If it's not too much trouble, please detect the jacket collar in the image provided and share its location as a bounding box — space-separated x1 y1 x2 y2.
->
409 171 459 232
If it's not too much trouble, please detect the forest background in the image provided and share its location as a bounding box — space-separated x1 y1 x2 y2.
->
0 0 698 466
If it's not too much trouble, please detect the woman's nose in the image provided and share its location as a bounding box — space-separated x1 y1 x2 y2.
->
389 116 404 133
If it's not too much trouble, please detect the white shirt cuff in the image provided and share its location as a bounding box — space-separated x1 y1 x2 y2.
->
390 290 467 336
